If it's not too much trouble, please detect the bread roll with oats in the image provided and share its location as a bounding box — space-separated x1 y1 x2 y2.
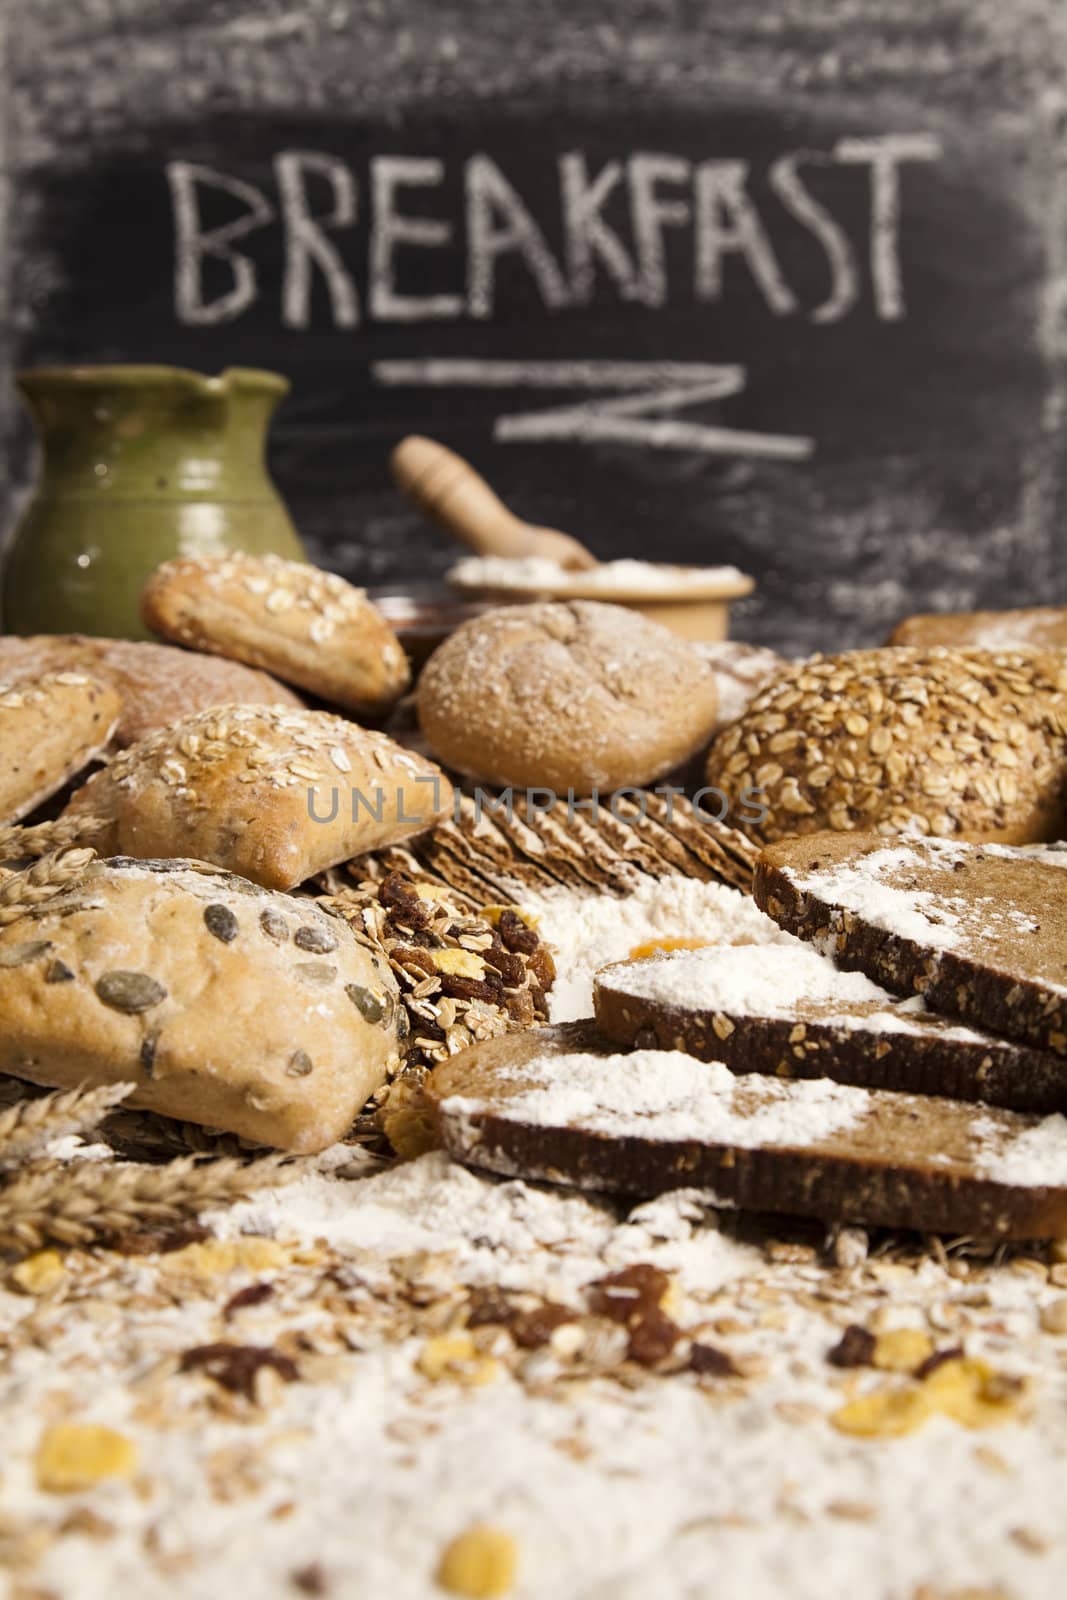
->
63 704 453 890
706 647 1067 844
142 553 410 715
0 633 303 747
417 600 719 795
0 857 402 1152
0 672 121 824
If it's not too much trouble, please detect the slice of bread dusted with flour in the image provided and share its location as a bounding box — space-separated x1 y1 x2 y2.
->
594 942 1067 1113
0 673 121 824
0 856 402 1152
428 1021 1067 1237
63 704 453 891
755 833 1067 1056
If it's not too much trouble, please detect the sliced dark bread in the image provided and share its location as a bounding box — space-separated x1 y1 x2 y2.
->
594 942 1067 1113
428 1021 1067 1237
754 834 1067 1057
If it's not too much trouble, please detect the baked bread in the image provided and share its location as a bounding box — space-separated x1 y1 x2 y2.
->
754 832 1067 1058
0 673 121 824
706 647 1067 844
63 704 454 891
417 600 719 794
594 942 1067 1113
427 1020 1067 1237
0 634 302 747
694 640 788 729
0 856 402 1152
142 553 410 715
889 607 1067 652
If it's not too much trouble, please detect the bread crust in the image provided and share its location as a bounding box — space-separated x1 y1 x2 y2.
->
594 956 1067 1113
754 833 1067 1057
0 634 302 746
63 704 453 891
417 600 719 795
142 554 410 715
707 647 1067 844
0 672 121 824
0 857 402 1152
428 1021 1067 1237
889 607 1067 651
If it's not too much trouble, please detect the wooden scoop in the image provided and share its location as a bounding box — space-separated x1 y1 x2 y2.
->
390 435 597 571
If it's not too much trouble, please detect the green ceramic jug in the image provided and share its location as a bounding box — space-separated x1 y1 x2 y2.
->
1 365 307 640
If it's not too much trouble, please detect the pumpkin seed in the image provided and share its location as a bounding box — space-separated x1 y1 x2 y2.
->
95 971 167 1014
44 959 75 985
140 1030 161 1075
287 1049 314 1077
346 982 385 1023
294 924 338 954
0 940 53 969
260 909 290 943
204 904 239 944
293 962 337 986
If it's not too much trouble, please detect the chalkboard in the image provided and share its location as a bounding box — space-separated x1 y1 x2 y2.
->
2 0 1066 656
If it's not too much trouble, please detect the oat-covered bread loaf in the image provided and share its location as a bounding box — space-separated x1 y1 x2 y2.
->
889 606 1067 652
0 672 121 824
142 553 410 716
0 634 302 747
417 600 719 795
706 647 1067 844
0 857 402 1151
63 704 454 891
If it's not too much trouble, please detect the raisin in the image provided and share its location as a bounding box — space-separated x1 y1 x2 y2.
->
179 1342 298 1399
828 1324 877 1368
497 910 539 954
689 1342 739 1377
511 1302 578 1350
589 1264 670 1324
482 943 526 987
627 1307 681 1367
439 974 499 1004
224 1282 275 1321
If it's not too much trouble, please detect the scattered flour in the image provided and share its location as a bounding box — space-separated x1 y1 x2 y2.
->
521 876 794 1022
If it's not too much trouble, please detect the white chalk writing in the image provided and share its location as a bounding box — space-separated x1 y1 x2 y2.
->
166 134 942 328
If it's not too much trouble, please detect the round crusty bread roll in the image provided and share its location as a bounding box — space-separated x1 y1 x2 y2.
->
706 646 1067 844
417 600 719 795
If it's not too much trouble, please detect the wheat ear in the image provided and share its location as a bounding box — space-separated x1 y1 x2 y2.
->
0 849 97 926
0 814 110 863
0 1152 297 1254
0 1082 134 1166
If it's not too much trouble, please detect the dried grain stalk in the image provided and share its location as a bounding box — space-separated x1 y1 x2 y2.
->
0 1152 296 1255
0 849 98 926
0 814 109 863
0 1082 134 1167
